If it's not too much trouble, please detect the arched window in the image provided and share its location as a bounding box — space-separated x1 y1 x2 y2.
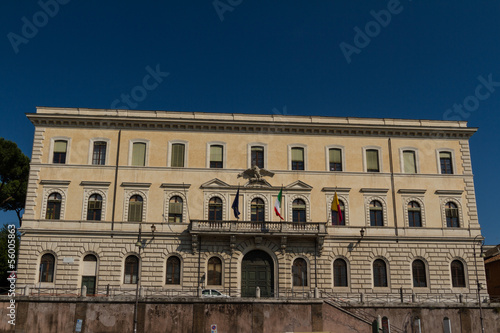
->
451 260 466 288
46 193 62 220
39 253 55 283
251 146 264 168
292 258 308 287
369 200 383 226
87 194 103 221
168 196 183 223
412 260 427 287
124 255 139 284
251 198 265 222
445 202 459 227
332 200 345 226
373 259 388 287
208 197 223 221
333 259 348 287
382 316 390 333
207 257 222 285
408 201 421 227
128 195 143 222
292 199 306 223
166 256 181 285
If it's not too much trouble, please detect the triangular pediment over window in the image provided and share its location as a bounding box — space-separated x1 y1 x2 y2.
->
285 180 313 190
200 178 231 188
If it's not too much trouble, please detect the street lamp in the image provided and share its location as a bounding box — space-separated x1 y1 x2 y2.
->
473 235 485 333
133 223 156 333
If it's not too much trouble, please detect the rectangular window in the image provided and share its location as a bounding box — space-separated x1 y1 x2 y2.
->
210 145 223 168
171 143 185 167
440 152 453 174
251 146 264 168
366 149 379 172
132 142 146 166
53 140 67 164
92 141 107 165
329 148 342 171
403 150 416 173
291 147 304 170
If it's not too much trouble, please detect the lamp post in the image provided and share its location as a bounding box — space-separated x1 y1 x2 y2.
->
133 223 156 333
472 235 485 333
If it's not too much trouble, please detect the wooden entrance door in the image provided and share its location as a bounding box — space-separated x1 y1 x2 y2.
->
241 250 274 297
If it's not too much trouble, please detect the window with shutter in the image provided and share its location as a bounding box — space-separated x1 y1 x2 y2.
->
403 150 416 173
329 148 342 171
366 149 379 172
210 145 223 168
128 195 143 222
53 140 67 164
132 142 146 166
171 144 185 167
291 147 304 170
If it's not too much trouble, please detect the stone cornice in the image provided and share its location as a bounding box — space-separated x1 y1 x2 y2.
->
27 107 478 139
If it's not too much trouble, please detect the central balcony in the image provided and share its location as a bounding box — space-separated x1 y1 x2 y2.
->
190 220 327 237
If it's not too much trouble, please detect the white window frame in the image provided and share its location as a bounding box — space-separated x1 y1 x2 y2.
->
436 148 456 175
362 146 382 173
247 142 268 169
325 145 345 172
402 196 426 228
399 147 419 174
164 191 188 223
82 189 108 221
167 140 189 168
128 139 150 167
440 197 463 228
88 138 111 165
326 193 350 226
49 136 71 164
206 142 227 169
364 195 388 227
288 144 308 171
123 189 148 222
41 187 68 220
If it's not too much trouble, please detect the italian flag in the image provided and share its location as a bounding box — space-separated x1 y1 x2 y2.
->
331 191 343 223
274 188 284 220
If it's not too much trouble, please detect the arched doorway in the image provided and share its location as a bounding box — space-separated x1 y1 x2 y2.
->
81 254 97 295
241 250 274 297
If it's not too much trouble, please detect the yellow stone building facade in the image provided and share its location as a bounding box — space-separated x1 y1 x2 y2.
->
17 107 486 302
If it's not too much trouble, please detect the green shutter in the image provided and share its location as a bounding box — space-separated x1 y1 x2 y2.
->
292 147 304 161
128 201 143 222
403 151 416 173
132 143 146 166
210 145 223 162
169 201 183 214
366 150 379 171
329 148 341 163
54 140 67 153
171 144 185 167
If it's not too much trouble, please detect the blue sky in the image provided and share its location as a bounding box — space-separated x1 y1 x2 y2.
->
1 1 499 244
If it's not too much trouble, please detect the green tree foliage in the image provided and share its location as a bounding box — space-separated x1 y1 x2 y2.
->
0 224 20 291
0 138 30 225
